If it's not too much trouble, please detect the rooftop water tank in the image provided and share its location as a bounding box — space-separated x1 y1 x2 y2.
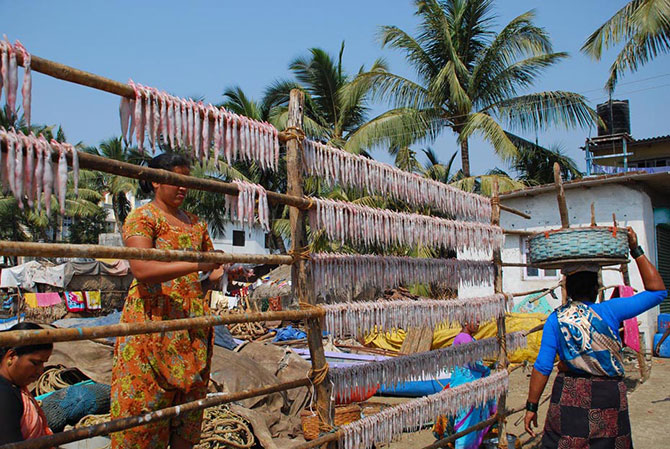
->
596 99 630 136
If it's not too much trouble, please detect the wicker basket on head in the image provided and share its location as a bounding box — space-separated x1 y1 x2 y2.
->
300 404 361 440
529 226 629 269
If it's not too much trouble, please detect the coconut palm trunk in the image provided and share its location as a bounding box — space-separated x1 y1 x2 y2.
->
460 138 471 178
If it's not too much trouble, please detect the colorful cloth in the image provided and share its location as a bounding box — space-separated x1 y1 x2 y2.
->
19 387 53 441
23 293 38 309
555 302 624 377
64 292 86 312
111 203 214 449
84 291 102 311
36 292 62 307
611 286 641 352
432 333 495 449
541 372 631 449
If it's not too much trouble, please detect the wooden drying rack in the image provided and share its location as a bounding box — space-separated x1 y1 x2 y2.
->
0 49 532 449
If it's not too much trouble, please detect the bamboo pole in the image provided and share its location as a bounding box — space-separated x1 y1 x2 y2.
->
285 89 333 431
491 179 509 449
0 308 324 346
553 162 569 228
499 204 531 219
0 241 294 265
510 283 562 297
502 228 535 236
0 377 311 449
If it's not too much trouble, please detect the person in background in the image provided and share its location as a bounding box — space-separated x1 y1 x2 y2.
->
110 153 224 449
433 321 495 448
0 322 54 444
524 227 667 448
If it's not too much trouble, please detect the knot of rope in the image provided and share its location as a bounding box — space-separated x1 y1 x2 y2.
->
298 301 318 309
309 362 329 386
280 126 306 143
490 197 500 206
288 246 311 261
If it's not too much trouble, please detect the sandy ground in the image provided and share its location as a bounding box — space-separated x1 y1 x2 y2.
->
374 355 670 448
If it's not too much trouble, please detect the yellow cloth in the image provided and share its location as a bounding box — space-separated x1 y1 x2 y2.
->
23 293 38 308
364 312 547 363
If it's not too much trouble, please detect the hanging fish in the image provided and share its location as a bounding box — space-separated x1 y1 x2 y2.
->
41 136 53 215
13 133 24 208
23 134 34 207
14 41 31 128
5 36 17 116
119 97 132 145
34 137 43 211
67 143 79 197
6 131 16 196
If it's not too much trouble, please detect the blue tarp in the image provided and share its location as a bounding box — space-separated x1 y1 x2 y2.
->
272 325 307 342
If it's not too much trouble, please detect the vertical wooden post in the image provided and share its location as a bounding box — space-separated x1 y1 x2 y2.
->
553 162 569 229
285 89 333 429
492 179 509 449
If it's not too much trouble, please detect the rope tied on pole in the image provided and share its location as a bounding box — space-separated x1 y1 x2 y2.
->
289 246 311 261
308 362 329 386
280 126 306 143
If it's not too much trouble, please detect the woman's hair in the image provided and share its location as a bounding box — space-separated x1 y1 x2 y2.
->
0 322 53 360
565 271 599 302
139 152 192 194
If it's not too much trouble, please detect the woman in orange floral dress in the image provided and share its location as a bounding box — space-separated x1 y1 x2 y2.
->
110 153 224 449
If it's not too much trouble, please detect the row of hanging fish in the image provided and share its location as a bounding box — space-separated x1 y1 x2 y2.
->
0 37 31 127
302 139 492 223
120 81 279 170
331 333 526 403
338 370 509 449
311 253 493 300
223 180 270 231
322 294 508 338
310 198 502 253
0 128 79 214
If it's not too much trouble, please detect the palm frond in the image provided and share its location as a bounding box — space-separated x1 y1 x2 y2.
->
378 25 439 80
459 112 519 161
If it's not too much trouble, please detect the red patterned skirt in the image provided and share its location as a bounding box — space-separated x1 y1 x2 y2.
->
541 372 632 449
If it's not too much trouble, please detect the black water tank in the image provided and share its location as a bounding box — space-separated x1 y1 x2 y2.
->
596 100 630 136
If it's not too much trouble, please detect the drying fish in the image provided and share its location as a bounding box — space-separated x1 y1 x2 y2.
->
14 40 31 128
67 143 79 196
311 253 493 301
5 36 17 116
34 140 43 210
0 41 5 103
23 134 34 207
14 134 24 208
119 97 132 145
41 135 53 215
303 139 492 222
338 371 508 449
6 132 15 197
54 140 68 214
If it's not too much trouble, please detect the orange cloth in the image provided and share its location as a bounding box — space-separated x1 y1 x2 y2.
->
110 203 214 449
20 387 53 442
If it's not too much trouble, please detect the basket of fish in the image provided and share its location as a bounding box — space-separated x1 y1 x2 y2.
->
528 226 629 269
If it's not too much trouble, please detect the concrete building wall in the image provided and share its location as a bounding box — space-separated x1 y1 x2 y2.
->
210 223 269 255
501 183 659 350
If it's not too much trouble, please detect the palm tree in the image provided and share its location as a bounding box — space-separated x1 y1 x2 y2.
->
84 137 143 233
347 0 596 177
582 0 670 91
263 42 388 151
505 133 582 185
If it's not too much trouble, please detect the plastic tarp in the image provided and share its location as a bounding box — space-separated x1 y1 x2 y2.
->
1 261 73 291
364 312 547 363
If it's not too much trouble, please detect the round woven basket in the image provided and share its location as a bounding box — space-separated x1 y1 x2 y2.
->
529 227 629 269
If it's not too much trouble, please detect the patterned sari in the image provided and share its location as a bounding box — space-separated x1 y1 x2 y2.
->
541 302 631 449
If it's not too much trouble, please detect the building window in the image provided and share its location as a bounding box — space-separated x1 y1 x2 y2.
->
264 233 271 249
522 238 559 279
232 230 245 247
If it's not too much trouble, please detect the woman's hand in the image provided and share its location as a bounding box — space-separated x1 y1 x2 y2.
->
524 410 538 437
627 227 638 250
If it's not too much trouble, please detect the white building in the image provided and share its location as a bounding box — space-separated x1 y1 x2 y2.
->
499 171 670 350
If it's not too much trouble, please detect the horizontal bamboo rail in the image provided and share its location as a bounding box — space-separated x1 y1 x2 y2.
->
0 377 311 449
502 228 535 236
0 308 324 346
499 204 531 219
0 240 294 265
13 51 295 144
510 283 561 297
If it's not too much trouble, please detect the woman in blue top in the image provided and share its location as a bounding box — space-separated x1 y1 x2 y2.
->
524 228 666 448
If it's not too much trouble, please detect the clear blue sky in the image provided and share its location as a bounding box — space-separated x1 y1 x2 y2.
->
2 1 668 175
